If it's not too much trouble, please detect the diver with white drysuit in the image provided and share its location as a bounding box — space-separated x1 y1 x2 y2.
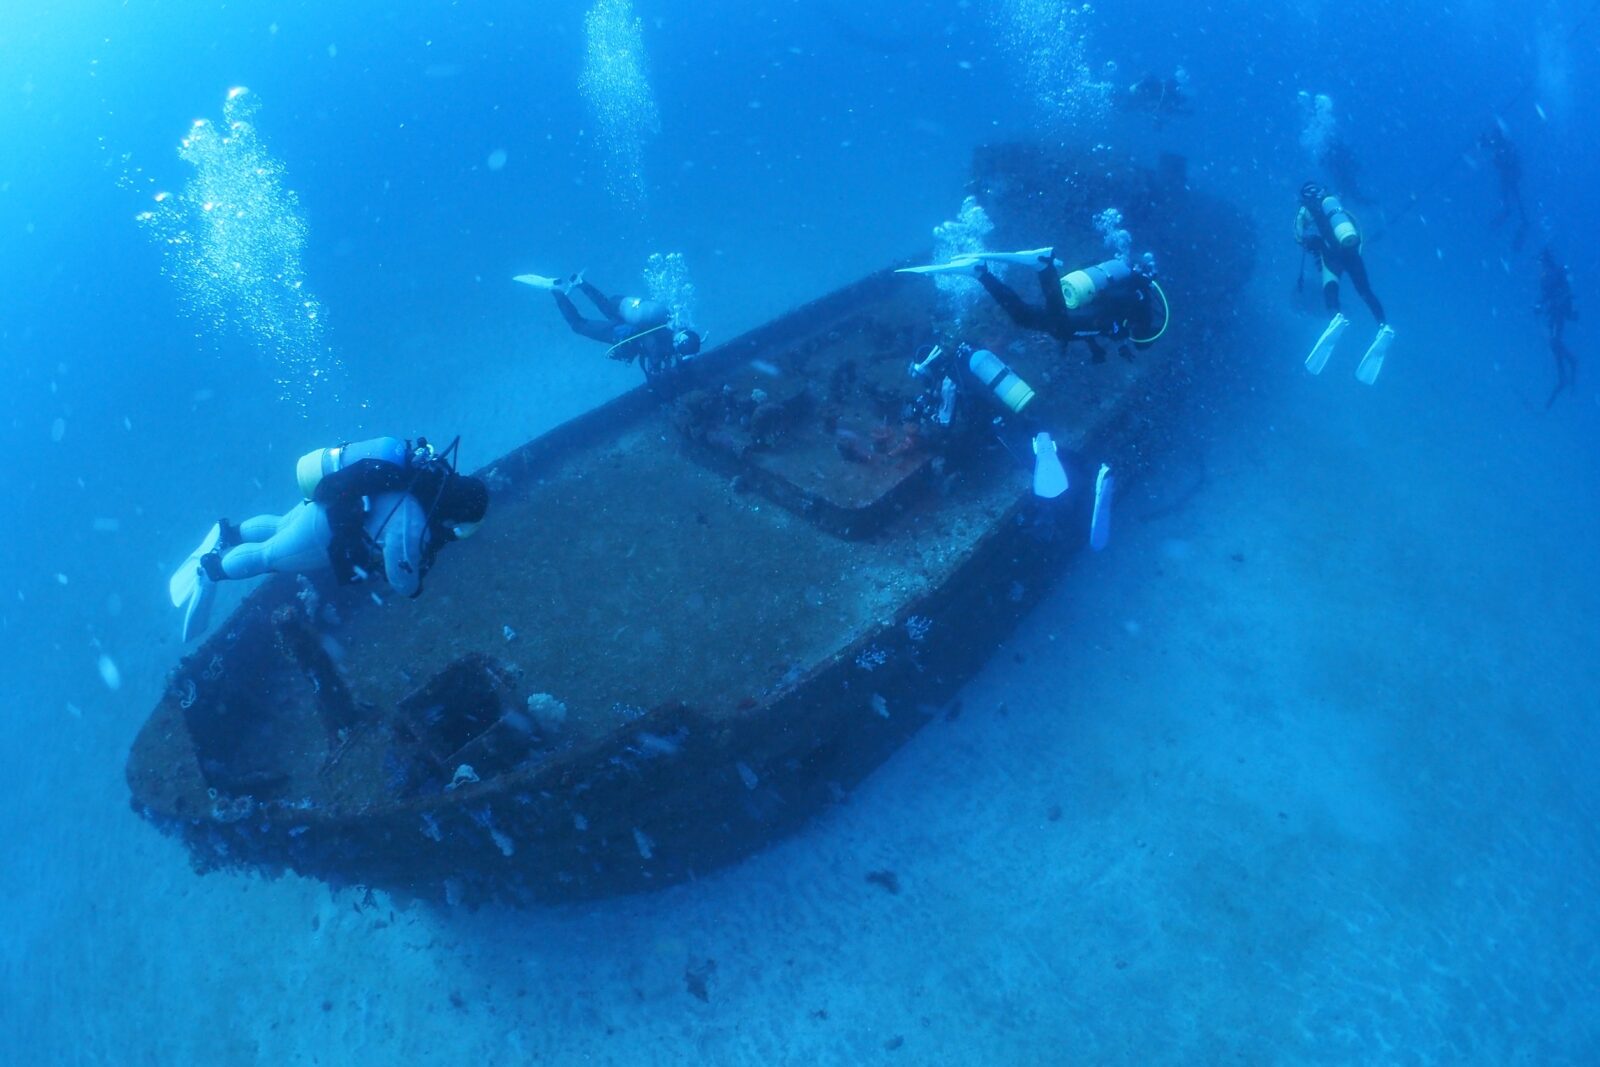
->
170 436 489 642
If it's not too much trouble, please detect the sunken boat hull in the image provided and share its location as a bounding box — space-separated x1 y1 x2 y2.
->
127 145 1254 905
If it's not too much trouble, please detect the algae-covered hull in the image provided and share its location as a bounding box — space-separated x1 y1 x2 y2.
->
126 145 1254 905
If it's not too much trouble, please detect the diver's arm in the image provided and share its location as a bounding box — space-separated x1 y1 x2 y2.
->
377 493 429 598
1293 209 1309 245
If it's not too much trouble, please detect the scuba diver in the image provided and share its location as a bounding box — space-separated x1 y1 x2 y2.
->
1296 181 1395 383
900 247 1168 364
1536 247 1578 408
168 436 489 642
1118 68 1192 123
514 271 702 383
976 248 1166 363
1478 124 1529 250
904 340 1076 504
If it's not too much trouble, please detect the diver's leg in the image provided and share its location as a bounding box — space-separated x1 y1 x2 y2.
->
221 503 332 579
553 292 616 343
1345 256 1387 323
1038 264 1069 318
577 281 626 322
1319 257 1342 314
1507 176 1529 225
978 267 1049 332
236 514 284 544
208 514 283 580
1546 340 1576 408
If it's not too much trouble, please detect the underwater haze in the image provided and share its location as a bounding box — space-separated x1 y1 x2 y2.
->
4 0 1599 1062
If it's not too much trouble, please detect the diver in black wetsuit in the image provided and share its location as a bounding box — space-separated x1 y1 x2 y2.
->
515 271 702 381
1295 182 1387 325
1118 69 1192 123
972 250 1164 363
1537 248 1578 408
1478 125 1530 250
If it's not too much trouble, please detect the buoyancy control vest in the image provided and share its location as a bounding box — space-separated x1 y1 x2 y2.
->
294 437 420 582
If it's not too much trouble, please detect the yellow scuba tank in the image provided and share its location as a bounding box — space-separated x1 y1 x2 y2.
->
967 347 1036 414
1059 257 1135 310
295 437 408 499
1320 195 1360 249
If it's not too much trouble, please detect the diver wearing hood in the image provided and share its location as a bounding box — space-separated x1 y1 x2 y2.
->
1537 247 1578 409
1296 182 1395 383
514 271 703 383
168 436 490 642
1295 181 1387 325
1478 124 1529 250
966 247 1167 364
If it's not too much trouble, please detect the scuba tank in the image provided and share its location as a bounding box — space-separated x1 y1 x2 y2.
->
619 295 670 328
1319 195 1360 249
1059 257 1134 310
967 347 1036 415
296 437 408 500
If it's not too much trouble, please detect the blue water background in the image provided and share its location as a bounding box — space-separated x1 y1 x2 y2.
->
2 0 1597 1061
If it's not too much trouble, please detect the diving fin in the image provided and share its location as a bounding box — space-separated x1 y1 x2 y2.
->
964 247 1056 267
512 273 562 290
1356 324 1395 385
895 258 980 276
1032 432 1069 499
180 570 217 643
168 523 220 608
1304 312 1350 375
1089 463 1115 551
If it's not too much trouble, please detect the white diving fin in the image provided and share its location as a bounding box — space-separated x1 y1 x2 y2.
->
181 572 217 643
512 273 561 290
964 247 1056 267
1089 463 1115 551
168 523 219 608
1032 432 1069 499
895 258 980 276
1356 324 1395 385
1304 312 1350 375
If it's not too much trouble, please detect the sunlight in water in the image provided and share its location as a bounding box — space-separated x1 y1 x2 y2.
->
136 87 337 408
931 196 993 326
643 251 696 329
580 0 661 208
994 0 1110 134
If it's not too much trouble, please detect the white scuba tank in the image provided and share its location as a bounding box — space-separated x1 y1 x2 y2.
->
967 348 1036 414
1320 195 1360 249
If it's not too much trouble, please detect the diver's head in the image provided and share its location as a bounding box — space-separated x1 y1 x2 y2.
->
437 474 490 527
1300 181 1325 205
673 329 703 357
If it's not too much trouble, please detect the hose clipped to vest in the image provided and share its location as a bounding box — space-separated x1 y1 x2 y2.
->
1130 281 1171 345
604 322 671 361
